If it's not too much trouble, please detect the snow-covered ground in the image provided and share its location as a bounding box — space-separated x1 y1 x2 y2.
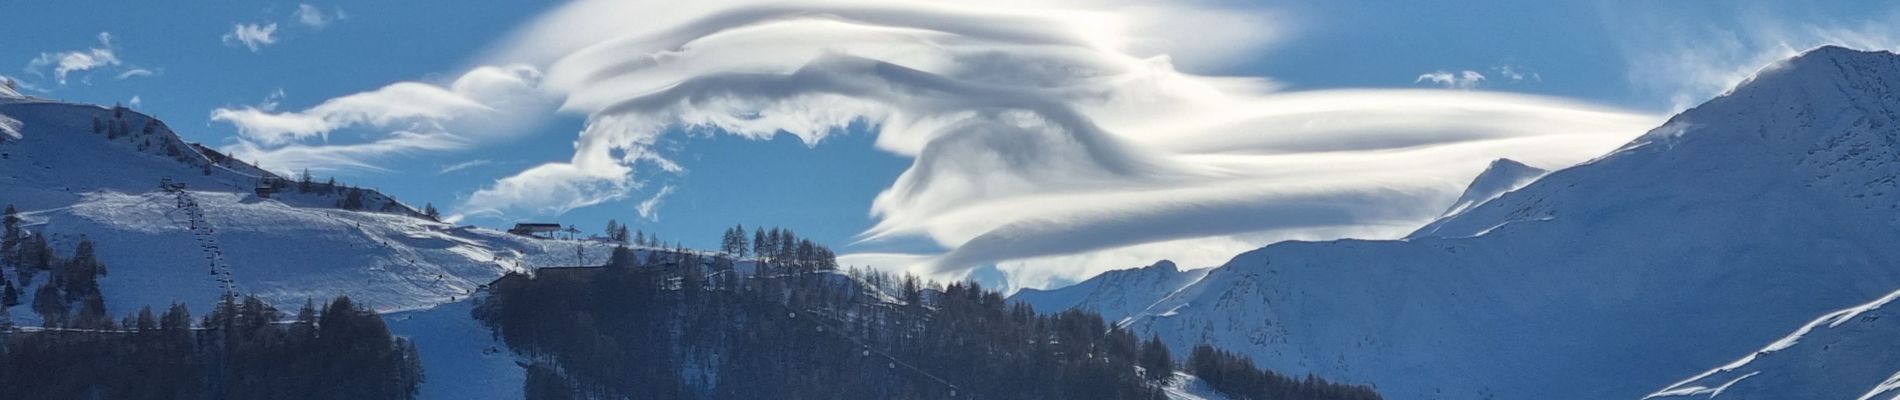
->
386 299 527 400
1647 287 1900 400
0 95 645 399
1161 372 1232 400
1037 46 1900 400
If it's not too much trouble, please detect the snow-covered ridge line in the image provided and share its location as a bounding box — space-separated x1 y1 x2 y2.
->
1076 45 1900 400
1647 287 1900 400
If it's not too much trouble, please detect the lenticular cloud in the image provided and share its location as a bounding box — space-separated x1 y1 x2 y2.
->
473 0 1661 284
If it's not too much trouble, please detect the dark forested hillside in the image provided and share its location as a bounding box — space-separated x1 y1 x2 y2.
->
0 295 424 400
475 246 1381 400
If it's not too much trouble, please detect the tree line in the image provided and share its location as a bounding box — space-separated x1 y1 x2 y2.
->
476 241 1379 400
0 295 424 400
0 215 425 400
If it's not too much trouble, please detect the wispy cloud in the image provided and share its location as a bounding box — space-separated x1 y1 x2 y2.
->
461 0 1662 286
1416 70 1486 89
25 32 135 85
1608 2 1900 110
294 4 345 28
635 185 676 221
222 23 279 52
437 159 492 174
211 64 552 175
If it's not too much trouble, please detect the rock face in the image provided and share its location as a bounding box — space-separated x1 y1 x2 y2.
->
1076 46 1900 399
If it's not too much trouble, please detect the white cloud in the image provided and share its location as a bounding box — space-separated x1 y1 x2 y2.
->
438 159 493 175
461 0 1663 286
1493 65 1540 82
635 185 676 221
128 95 142 108
212 64 553 175
1415 70 1486 89
115 67 155 80
26 32 125 85
1609 3 1900 111
294 4 344 28
222 23 279 52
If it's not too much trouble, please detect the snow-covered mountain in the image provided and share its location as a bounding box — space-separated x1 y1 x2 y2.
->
1009 259 1209 323
0 95 640 399
1647 287 1900 400
1409 158 1546 237
0 96 630 316
1057 45 1900 400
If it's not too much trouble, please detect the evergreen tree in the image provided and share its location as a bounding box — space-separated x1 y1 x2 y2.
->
134 305 158 332
56 237 107 304
424 203 441 221
605 220 621 241
30 284 63 328
1 281 18 307
160 302 192 332
299 168 314 192
752 228 768 260
1140 334 1174 382
1 204 18 268
732 224 750 258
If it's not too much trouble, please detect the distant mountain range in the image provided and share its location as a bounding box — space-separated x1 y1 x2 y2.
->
1015 46 1900 399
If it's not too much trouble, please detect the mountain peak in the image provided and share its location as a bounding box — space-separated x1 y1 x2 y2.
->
1435 158 1546 219
1148 259 1179 273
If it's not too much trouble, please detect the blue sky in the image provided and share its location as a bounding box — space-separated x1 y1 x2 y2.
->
5 0 1896 289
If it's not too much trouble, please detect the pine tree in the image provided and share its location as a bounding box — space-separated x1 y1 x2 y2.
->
0 300 13 332
1141 334 1174 382
160 302 192 332
2 204 18 268
606 220 621 241
753 228 767 260
1 280 18 307
31 283 64 327
299 168 314 192
424 203 441 221
732 224 749 258
58 237 107 303
135 305 159 332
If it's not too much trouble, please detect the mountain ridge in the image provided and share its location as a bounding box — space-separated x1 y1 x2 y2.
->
1075 45 1900 399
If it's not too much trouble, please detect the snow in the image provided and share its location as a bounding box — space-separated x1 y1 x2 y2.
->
1057 46 1900 400
0 96 645 398
0 97 639 316
1162 372 1232 400
1409 158 1546 238
1647 288 1900 400
1009 260 1210 324
386 299 526 400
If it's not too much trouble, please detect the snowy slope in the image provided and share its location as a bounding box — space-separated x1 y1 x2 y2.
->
1409 158 1546 237
1008 260 1209 324
1646 288 1900 400
0 96 655 399
0 96 633 316
1111 46 1900 400
386 299 527 400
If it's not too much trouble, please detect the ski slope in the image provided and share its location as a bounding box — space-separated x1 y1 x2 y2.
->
1077 46 1900 399
0 95 654 399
